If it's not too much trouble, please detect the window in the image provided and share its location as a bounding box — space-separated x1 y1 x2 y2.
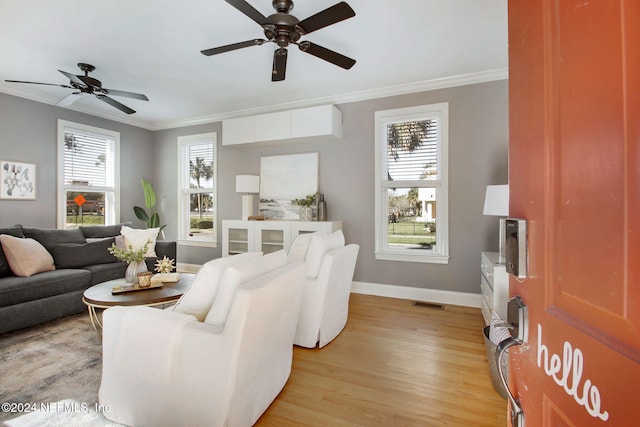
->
178 133 217 246
57 120 120 229
374 103 449 264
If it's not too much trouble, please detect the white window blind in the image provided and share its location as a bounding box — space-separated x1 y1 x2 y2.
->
63 131 111 188
386 119 439 182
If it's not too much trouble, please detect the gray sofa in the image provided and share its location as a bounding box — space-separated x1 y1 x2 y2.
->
0 223 176 335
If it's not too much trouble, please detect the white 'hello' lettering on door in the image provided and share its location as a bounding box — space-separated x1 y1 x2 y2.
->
537 324 609 421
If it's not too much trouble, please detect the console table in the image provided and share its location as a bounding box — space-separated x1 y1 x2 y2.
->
222 220 341 256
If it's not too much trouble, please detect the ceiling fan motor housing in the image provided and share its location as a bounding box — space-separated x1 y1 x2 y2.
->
264 12 300 47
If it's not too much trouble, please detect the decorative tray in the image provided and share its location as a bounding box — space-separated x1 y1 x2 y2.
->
112 282 164 294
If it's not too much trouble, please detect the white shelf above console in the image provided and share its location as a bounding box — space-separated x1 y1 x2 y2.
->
222 104 342 146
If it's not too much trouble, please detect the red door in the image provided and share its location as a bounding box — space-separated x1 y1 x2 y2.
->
508 1 639 426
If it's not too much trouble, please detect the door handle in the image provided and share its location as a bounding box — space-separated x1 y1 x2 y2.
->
495 296 528 427
496 337 525 427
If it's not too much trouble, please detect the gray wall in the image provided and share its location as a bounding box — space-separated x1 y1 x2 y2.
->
0 92 154 229
153 80 509 294
0 80 507 294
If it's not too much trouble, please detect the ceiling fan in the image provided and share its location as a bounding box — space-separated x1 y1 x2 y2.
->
201 0 356 81
4 63 149 114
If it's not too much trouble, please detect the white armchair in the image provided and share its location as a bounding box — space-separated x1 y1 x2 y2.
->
290 230 360 348
99 259 305 427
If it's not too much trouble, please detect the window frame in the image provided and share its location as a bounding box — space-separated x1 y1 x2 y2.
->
177 132 217 247
374 103 449 264
56 119 120 229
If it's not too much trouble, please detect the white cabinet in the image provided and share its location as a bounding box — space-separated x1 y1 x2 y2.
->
480 252 509 324
222 116 255 145
290 105 342 139
222 104 342 146
222 220 342 256
254 111 291 142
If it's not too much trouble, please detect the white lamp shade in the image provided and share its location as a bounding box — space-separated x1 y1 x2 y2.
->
483 185 509 216
236 175 260 194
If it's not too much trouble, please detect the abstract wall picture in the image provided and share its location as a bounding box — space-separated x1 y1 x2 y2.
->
1 161 36 200
259 153 318 220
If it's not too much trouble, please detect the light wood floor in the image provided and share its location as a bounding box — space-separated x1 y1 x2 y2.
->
256 293 507 427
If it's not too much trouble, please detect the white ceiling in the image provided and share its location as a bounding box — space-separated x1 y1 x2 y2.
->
0 0 508 130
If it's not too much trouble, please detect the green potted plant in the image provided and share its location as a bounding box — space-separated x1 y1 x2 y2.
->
134 179 166 237
291 193 317 221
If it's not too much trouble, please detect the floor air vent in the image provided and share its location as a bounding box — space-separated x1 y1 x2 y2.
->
412 301 444 310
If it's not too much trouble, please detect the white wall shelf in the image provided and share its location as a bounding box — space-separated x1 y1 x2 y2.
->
222 105 342 146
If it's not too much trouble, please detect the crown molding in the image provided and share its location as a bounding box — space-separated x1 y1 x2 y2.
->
1 68 508 131
151 68 508 130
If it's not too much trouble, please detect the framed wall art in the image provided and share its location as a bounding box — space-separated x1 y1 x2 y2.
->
1 160 36 200
259 153 318 220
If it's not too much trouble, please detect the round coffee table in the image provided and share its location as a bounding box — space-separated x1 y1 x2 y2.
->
82 273 195 333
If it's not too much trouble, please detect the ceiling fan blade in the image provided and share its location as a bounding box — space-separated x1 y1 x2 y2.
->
201 39 265 56
58 70 87 87
56 92 83 107
103 88 149 101
297 1 355 35
4 79 73 89
224 0 268 25
298 41 356 69
96 95 136 114
271 48 288 82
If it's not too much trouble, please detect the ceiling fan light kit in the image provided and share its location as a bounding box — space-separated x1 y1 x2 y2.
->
201 0 356 82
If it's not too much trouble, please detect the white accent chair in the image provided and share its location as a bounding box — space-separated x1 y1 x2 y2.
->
99 257 305 427
290 230 360 348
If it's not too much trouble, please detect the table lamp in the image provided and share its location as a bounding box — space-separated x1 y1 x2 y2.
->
483 184 509 264
236 175 260 220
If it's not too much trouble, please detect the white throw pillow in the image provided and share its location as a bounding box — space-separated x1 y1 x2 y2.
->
120 226 159 258
205 250 288 327
304 229 345 278
287 231 321 263
0 235 55 277
86 235 126 250
173 252 262 321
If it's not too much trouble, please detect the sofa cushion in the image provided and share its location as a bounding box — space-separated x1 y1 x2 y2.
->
305 229 345 278
287 231 321 263
21 227 85 254
0 226 25 278
83 262 127 285
205 250 288 327
80 222 132 239
53 237 118 269
0 235 56 277
0 269 91 308
173 252 262 321
120 226 159 258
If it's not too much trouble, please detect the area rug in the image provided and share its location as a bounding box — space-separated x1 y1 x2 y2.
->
0 313 120 426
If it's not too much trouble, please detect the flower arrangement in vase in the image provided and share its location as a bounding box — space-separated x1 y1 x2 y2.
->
108 241 150 283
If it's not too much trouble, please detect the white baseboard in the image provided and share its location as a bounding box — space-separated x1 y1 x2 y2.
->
175 262 481 308
351 281 482 308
